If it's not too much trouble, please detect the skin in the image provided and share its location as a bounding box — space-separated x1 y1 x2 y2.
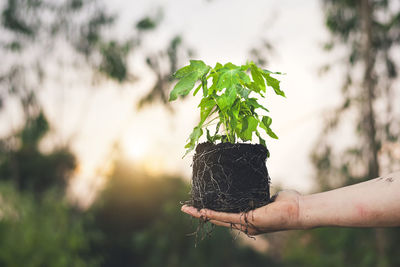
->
181 171 400 235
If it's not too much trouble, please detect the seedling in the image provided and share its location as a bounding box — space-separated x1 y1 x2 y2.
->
170 59 286 232
169 60 285 156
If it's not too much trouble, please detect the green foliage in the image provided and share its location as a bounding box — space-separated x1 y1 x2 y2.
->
1 0 35 36
0 183 100 267
298 1 400 267
89 159 282 267
283 227 400 267
19 111 49 147
169 60 211 101
169 60 285 155
136 17 158 31
0 112 75 195
99 41 131 82
316 0 400 184
137 35 191 108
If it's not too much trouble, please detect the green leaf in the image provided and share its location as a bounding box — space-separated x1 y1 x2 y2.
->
247 98 269 112
207 127 221 143
193 84 201 96
213 62 223 71
262 116 272 128
206 128 212 142
184 126 203 157
170 60 210 101
246 82 266 97
227 100 240 130
262 71 286 97
237 85 251 99
218 110 226 125
238 101 252 116
216 86 237 111
171 60 284 152
240 62 251 71
263 69 285 75
201 76 208 97
207 64 223 95
216 63 251 90
208 75 219 95
260 116 278 139
256 131 270 157
234 120 243 136
238 71 251 85
198 97 216 125
250 63 266 92
256 131 266 147
224 62 238 69
240 116 258 141
174 65 192 78
266 127 278 139
215 121 222 136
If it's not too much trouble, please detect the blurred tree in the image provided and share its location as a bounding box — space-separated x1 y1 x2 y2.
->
248 39 274 67
137 35 193 109
0 2 189 265
0 0 128 194
0 0 192 118
0 1 285 266
0 182 100 267
134 9 192 108
89 158 282 267
0 0 192 192
283 1 400 266
314 0 400 187
0 110 75 195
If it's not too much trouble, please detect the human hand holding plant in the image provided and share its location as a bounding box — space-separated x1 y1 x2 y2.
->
170 59 286 233
172 61 400 237
182 172 400 235
181 190 302 235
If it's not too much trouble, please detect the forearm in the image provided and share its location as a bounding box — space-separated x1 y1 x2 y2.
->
299 171 400 229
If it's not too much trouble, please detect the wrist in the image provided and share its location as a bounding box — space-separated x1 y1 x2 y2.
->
297 194 322 230
297 194 308 230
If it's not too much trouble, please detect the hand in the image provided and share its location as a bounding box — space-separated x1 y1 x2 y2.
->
181 190 302 235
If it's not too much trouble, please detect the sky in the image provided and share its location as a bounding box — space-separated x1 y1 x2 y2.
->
2 0 347 206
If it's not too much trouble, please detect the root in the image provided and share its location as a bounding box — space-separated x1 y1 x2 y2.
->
185 142 272 243
189 142 270 212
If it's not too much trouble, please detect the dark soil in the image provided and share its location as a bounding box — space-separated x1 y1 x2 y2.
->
187 142 271 213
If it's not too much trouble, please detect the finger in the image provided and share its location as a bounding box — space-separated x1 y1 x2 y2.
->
182 206 261 235
199 209 248 224
208 220 250 233
208 220 245 230
181 205 202 218
209 220 260 235
270 192 280 202
182 206 257 229
182 206 247 224
208 219 232 228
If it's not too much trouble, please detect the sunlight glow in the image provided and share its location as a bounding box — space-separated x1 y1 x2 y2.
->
123 136 148 161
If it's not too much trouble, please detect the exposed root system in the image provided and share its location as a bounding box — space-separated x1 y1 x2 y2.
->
186 142 271 213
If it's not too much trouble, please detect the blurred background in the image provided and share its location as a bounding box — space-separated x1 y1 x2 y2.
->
0 0 399 266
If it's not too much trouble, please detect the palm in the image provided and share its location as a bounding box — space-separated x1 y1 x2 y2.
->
248 190 301 234
181 190 301 235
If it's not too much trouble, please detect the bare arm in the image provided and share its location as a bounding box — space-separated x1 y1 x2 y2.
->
300 171 400 228
181 171 400 235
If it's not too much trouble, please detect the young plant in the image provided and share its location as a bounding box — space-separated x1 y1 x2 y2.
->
169 60 285 156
